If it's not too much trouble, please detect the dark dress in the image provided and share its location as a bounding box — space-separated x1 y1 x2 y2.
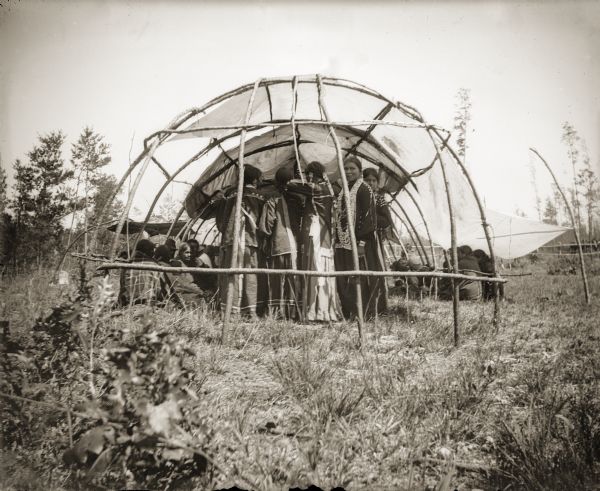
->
259 190 303 319
334 179 387 319
286 179 342 321
201 185 267 317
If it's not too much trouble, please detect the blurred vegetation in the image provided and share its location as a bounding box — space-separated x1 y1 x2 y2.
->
0 257 599 490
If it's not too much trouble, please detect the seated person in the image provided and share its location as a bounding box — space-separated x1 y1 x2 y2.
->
391 254 420 294
164 238 178 260
170 243 207 308
186 239 201 264
194 245 218 295
473 249 504 300
118 239 170 306
439 245 481 301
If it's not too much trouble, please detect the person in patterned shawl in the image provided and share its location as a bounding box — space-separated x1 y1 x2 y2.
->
118 239 171 307
334 157 386 319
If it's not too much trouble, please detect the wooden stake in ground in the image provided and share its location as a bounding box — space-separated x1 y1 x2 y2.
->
530 147 591 304
426 129 460 346
222 79 263 345
433 128 502 327
316 74 365 347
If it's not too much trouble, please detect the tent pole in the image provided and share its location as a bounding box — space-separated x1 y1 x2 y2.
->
91 105 199 254
530 148 591 304
395 201 432 268
388 201 427 265
316 74 365 347
403 188 438 271
290 76 306 183
222 79 262 345
425 129 460 347
166 206 186 237
433 128 503 325
110 141 160 259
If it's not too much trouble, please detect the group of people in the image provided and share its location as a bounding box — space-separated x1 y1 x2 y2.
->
439 245 501 301
198 157 391 321
390 244 501 301
117 236 218 308
117 156 501 318
119 157 394 320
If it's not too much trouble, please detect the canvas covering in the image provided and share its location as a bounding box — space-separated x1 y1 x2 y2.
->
165 76 566 260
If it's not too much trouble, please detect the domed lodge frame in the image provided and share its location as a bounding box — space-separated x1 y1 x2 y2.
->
66 75 507 346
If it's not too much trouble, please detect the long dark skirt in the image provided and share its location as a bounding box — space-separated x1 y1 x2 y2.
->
219 245 267 317
335 234 387 320
267 254 301 320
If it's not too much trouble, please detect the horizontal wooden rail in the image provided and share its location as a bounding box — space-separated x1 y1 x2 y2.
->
90 259 507 283
157 119 439 136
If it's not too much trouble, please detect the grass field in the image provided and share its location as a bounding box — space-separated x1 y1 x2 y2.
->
1 256 599 490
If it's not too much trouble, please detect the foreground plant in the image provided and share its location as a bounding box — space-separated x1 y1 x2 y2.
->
61 310 214 489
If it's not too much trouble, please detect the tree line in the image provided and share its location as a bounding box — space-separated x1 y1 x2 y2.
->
539 122 600 240
0 128 123 271
453 89 600 239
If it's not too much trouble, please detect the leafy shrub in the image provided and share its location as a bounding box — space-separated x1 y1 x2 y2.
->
1 272 214 490
63 322 212 489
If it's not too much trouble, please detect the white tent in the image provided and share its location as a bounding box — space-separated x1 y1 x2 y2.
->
170 76 564 261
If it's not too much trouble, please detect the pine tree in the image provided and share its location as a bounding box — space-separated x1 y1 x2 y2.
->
576 146 599 240
70 127 112 249
453 88 472 168
561 122 582 231
10 132 72 266
0 164 9 268
0 163 7 215
542 197 558 225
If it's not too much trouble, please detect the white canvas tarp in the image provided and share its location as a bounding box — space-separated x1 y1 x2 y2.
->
165 76 565 261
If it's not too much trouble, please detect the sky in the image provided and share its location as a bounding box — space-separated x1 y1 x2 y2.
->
1 0 599 219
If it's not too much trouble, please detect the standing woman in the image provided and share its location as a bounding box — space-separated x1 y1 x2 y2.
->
334 157 386 319
259 167 303 319
362 167 391 313
287 161 342 322
200 165 267 319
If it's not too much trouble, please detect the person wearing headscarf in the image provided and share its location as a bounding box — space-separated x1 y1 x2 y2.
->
259 166 303 319
334 157 385 319
201 164 267 319
118 239 170 306
286 161 342 322
362 167 392 312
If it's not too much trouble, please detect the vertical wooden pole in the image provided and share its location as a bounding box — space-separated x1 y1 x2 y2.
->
316 74 364 346
404 188 438 271
530 148 591 304
110 140 160 258
222 79 263 344
432 128 502 325
388 201 426 265
290 76 306 183
166 205 186 237
426 131 460 346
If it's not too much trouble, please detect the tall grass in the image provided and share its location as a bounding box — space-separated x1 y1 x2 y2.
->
1 257 599 489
